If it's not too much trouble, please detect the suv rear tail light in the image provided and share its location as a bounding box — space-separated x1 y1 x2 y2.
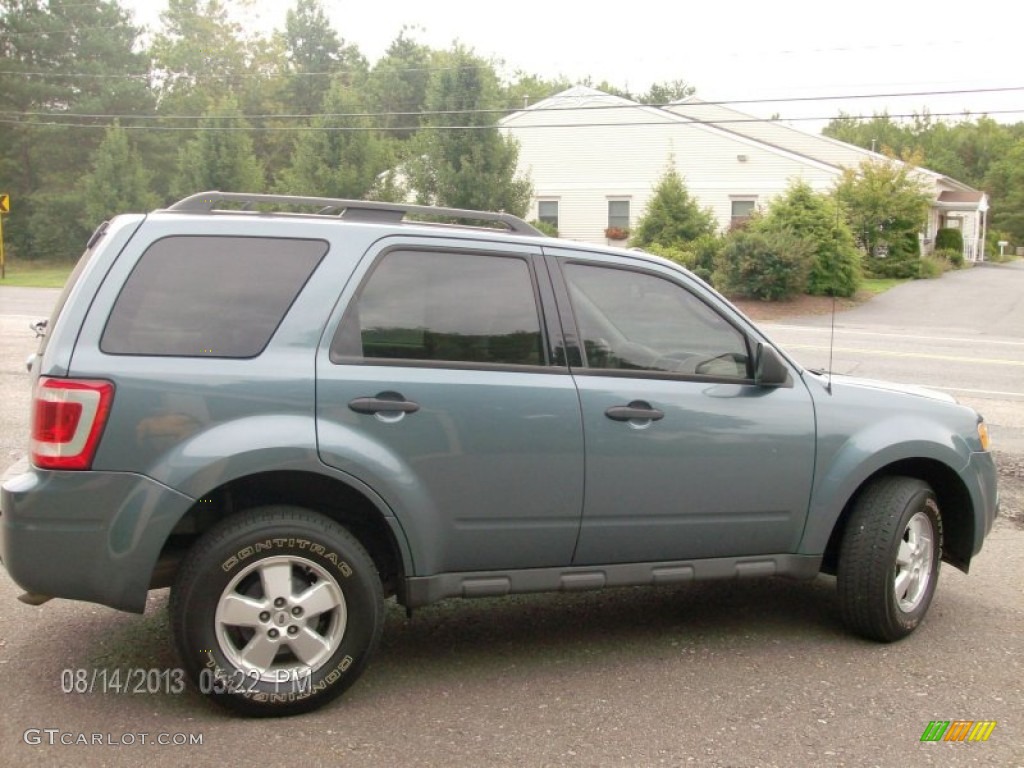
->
31 377 114 470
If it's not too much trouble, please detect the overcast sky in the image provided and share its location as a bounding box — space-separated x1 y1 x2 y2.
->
126 0 1023 131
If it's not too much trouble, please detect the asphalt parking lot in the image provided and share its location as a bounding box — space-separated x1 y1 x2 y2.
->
1 273 1022 767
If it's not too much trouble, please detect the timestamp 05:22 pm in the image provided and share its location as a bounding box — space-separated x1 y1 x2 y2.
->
60 666 313 696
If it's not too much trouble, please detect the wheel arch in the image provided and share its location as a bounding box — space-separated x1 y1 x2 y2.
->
820 458 974 575
153 470 411 598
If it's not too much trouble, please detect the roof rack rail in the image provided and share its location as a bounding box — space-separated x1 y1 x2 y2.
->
166 191 543 236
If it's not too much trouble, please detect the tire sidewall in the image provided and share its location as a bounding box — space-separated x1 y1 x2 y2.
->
883 489 942 635
174 512 381 715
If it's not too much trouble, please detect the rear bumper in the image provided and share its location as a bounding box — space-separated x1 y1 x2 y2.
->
0 458 194 613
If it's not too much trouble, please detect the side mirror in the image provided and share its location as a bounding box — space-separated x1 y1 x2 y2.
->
755 343 792 388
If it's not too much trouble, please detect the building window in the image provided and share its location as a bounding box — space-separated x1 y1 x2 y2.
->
730 198 757 229
537 200 559 231
607 200 630 230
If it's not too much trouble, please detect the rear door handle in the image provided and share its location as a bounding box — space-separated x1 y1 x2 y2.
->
348 394 420 415
605 402 664 422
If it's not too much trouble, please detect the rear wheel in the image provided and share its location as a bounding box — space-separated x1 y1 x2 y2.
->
837 477 942 642
170 506 384 716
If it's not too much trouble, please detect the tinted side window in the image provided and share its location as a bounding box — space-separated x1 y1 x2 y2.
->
331 250 544 367
564 263 750 378
102 236 327 357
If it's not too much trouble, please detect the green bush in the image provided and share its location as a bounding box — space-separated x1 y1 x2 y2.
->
713 230 813 301
757 180 861 297
643 242 692 264
644 242 715 285
935 248 965 268
934 227 964 252
986 229 1015 262
529 219 558 237
862 231 921 279
917 255 946 279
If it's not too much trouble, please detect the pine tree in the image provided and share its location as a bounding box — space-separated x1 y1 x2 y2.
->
0 0 152 259
406 45 531 216
631 161 717 247
173 99 265 196
275 81 393 199
81 124 158 224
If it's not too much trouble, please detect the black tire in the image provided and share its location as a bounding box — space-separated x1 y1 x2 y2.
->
170 506 384 716
837 476 943 642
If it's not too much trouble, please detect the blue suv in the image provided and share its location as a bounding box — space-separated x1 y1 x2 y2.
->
0 192 999 715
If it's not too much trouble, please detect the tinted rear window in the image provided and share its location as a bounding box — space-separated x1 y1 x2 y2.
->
331 249 544 367
101 236 327 358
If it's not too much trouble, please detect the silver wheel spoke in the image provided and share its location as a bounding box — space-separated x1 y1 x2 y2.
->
893 510 936 612
287 626 331 667
259 561 293 600
239 633 279 670
893 568 912 600
917 537 932 567
219 594 267 627
896 540 914 567
294 581 341 618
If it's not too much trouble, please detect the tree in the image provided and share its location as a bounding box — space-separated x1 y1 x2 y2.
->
984 138 1024 244
365 28 432 139
630 160 717 247
280 0 367 117
823 112 916 157
81 123 158 224
150 0 251 115
833 153 931 277
0 0 153 259
282 0 342 115
275 80 393 199
406 45 531 215
172 98 265 196
757 180 861 297
639 79 695 105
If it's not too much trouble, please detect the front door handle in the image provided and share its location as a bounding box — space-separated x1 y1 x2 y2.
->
605 401 664 422
348 393 420 415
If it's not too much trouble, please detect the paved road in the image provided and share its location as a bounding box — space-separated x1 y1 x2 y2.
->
0 287 57 473
0 281 1021 767
763 261 1024 452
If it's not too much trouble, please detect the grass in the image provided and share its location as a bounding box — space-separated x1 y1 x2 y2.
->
860 277 911 295
0 259 73 288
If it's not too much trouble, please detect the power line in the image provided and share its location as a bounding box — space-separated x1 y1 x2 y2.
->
2 85 1021 122
2 108 1021 132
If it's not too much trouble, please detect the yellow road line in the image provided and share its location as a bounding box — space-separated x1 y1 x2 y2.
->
768 324 1024 348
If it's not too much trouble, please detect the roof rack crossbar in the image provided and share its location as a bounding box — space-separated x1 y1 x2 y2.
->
166 191 543 236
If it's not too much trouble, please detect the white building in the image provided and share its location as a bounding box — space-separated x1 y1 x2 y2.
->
501 86 988 261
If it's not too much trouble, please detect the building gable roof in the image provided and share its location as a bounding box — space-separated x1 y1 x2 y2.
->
501 86 986 207
501 87 842 174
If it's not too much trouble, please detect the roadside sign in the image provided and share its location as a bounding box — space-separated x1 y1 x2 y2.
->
0 194 8 214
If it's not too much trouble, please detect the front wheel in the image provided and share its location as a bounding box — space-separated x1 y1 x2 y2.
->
170 506 384 716
837 477 942 642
